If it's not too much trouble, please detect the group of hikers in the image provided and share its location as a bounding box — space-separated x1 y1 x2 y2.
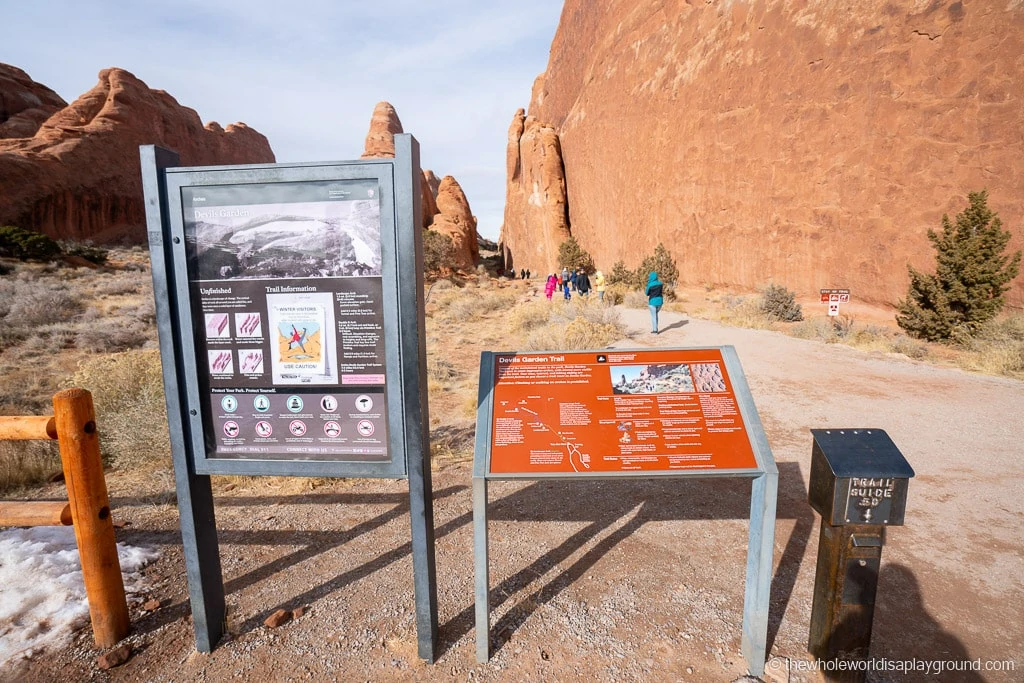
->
544 267 604 302
535 267 665 335
510 264 666 335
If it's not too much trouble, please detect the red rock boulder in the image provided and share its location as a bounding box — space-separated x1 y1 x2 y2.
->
0 66 274 243
432 175 479 270
0 65 66 139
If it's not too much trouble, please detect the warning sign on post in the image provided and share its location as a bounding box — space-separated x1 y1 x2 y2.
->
487 349 759 475
821 289 850 317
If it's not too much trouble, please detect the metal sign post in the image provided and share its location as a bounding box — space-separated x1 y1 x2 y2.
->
141 135 437 660
472 347 778 676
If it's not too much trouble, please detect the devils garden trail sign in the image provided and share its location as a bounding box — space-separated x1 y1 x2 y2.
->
141 136 438 660
472 347 778 676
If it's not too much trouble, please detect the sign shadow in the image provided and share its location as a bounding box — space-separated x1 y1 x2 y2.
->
444 463 809 659
121 485 466 641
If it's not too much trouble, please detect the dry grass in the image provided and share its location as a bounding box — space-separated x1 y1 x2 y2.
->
66 349 171 472
519 297 627 351
955 315 1024 378
0 440 63 494
1 251 1021 500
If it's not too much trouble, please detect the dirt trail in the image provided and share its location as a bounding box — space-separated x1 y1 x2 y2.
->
8 303 1023 682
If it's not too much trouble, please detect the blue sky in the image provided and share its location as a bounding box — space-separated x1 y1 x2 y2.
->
3 1 565 240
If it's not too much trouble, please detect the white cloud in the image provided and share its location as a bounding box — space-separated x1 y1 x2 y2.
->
3 1 565 239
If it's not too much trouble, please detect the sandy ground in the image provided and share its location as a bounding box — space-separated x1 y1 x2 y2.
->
6 301 1023 682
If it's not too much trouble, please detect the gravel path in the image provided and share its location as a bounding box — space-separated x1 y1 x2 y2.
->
9 305 1022 682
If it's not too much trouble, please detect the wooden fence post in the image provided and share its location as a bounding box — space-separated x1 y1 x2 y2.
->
52 388 130 648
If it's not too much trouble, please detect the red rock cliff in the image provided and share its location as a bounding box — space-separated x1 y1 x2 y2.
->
502 0 1024 307
0 67 275 243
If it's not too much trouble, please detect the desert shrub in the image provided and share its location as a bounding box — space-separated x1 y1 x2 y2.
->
897 190 1022 341
423 230 458 277
0 261 12 276
602 284 627 306
426 355 456 383
66 350 170 470
75 308 153 352
433 287 517 323
90 271 146 297
522 299 625 350
607 260 634 286
890 335 929 360
3 284 82 328
759 283 803 322
623 290 648 309
831 314 855 338
0 225 61 261
634 243 679 289
956 314 1024 377
789 318 837 341
557 236 595 273
509 300 552 333
60 240 109 265
716 295 776 330
524 316 624 351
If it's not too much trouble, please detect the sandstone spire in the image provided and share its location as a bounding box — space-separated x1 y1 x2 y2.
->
360 101 403 159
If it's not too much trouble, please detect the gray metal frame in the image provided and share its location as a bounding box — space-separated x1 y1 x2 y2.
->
472 346 778 676
161 158 404 478
141 136 437 660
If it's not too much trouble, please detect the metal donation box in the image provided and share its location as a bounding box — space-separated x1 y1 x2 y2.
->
809 429 913 526
807 428 914 679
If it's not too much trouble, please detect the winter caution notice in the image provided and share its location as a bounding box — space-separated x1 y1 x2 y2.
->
488 349 759 474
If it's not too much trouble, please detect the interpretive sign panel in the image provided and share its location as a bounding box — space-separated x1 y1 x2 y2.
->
180 180 390 464
473 345 777 675
486 348 760 476
142 137 438 661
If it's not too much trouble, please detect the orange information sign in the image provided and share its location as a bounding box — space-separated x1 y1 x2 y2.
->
487 348 759 475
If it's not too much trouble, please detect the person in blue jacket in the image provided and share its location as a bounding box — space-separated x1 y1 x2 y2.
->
645 271 664 334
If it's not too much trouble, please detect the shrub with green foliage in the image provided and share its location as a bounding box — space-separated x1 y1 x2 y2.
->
759 283 804 322
897 191 1021 341
634 243 679 289
422 229 457 276
557 235 595 273
0 225 61 261
60 240 109 265
607 260 634 285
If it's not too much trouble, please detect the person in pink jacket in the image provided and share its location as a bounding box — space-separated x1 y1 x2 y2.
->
544 273 557 300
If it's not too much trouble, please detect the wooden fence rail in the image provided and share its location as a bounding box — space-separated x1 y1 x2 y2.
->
0 388 130 648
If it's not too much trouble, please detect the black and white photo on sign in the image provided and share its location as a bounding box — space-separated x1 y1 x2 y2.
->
186 199 382 280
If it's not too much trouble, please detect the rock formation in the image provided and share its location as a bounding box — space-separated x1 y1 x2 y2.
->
423 170 441 198
501 108 570 275
360 101 479 269
360 101 404 159
431 176 479 270
0 66 274 243
0 65 66 139
420 170 439 228
501 0 1024 307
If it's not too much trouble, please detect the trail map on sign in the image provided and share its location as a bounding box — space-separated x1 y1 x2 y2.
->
488 349 759 474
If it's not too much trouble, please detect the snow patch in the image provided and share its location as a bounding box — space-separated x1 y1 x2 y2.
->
0 526 159 667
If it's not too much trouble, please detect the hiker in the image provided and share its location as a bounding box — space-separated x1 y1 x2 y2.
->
563 275 572 300
569 269 578 291
594 270 606 301
545 274 557 300
576 269 591 296
646 271 664 334
520 268 526 280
